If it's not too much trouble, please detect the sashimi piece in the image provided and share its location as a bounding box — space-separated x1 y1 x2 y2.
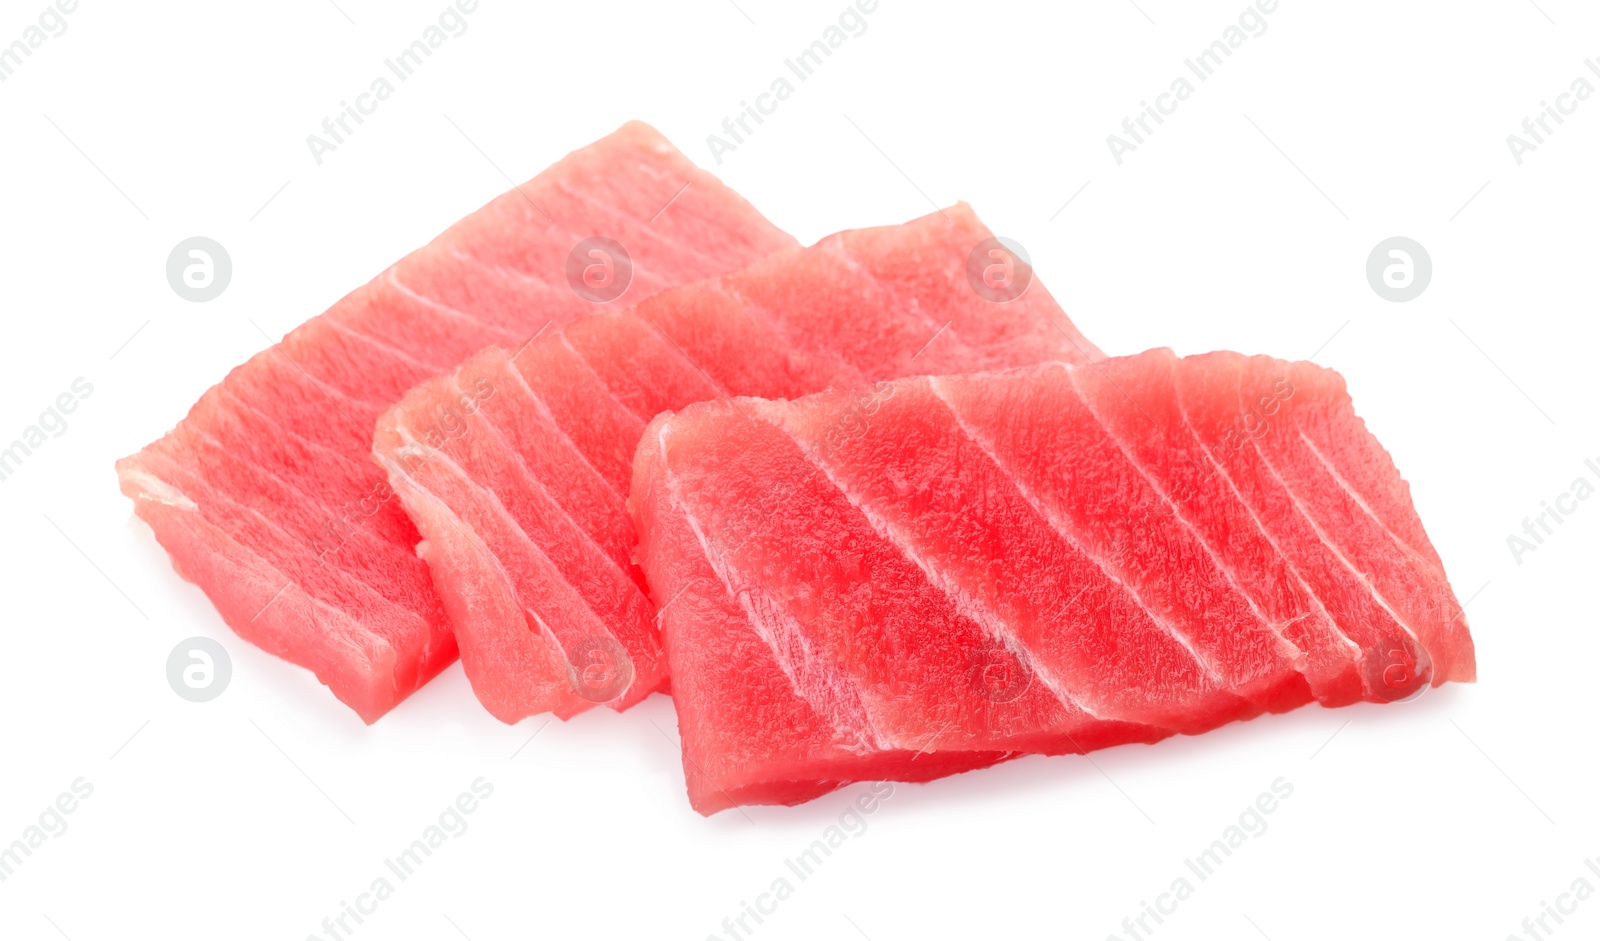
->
503 323 647 492
118 122 796 723
630 351 1476 813
1241 359 1473 684
375 203 1104 724
1173 354 1456 700
628 416 1025 814
1068 351 1366 706
643 401 1165 795
927 368 1314 715
771 380 1254 734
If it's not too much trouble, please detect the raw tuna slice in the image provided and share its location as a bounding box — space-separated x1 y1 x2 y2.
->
117 122 796 723
630 349 1476 813
374 204 1103 723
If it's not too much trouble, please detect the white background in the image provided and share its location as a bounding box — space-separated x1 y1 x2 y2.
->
1 1 1595 938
